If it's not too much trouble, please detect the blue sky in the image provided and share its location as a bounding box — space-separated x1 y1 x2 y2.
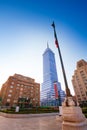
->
0 0 87 95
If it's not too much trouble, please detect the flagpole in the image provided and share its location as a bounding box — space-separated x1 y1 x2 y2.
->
52 22 71 97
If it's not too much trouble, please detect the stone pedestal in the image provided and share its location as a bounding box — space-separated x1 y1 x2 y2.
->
62 97 87 130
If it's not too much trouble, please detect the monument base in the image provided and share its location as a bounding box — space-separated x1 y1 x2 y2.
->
62 97 87 130
62 120 87 130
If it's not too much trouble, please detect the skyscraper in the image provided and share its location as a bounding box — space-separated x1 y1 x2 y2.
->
41 45 65 107
72 59 87 105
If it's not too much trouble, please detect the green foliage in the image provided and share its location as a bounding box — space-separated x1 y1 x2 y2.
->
81 107 87 118
0 107 59 114
82 107 87 113
84 114 87 118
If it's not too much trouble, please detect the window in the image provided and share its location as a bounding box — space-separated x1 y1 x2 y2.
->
9 90 13 93
17 84 20 86
36 91 39 94
81 91 83 94
20 88 23 91
24 86 27 88
7 99 10 102
20 92 22 95
82 94 85 96
11 82 14 85
31 90 33 92
10 85 14 88
78 98 81 101
86 92 87 96
36 98 38 100
80 88 83 90
8 94 12 97
16 87 19 89
84 97 86 100
74 86 76 88
78 63 83 67
31 94 33 96
13 100 17 103
24 77 27 80
80 71 84 73
33 98 35 101
77 95 80 97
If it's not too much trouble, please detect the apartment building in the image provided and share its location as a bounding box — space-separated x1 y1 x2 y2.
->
1 74 40 107
72 59 87 104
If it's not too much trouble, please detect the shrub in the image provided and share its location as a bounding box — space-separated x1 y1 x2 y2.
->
0 107 59 114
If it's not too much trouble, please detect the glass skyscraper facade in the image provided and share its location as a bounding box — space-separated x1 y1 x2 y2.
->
41 45 65 107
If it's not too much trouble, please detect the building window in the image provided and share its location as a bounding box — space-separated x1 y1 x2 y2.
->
74 86 76 88
78 98 81 101
36 98 38 100
86 92 87 96
82 76 86 79
20 88 23 91
77 95 80 97
20 92 23 95
16 87 19 89
13 100 17 103
31 90 33 92
24 86 27 88
10 85 14 88
17 84 20 86
84 97 86 100
80 71 84 73
8 94 12 97
24 77 27 80
81 91 83 94
33 98 35 101
7 99 10 102
82 94 85 96
11 82 14 85
31 94 33 96
9 90 13 93
78 63 83 67
36 91 39 94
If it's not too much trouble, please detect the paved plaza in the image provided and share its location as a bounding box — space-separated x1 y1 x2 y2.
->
0 114 62 130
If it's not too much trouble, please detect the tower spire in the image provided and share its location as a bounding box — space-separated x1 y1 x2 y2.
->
47 42 49 48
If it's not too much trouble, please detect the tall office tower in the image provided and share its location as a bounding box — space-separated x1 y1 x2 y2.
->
72 59 87 105
41 45 65 107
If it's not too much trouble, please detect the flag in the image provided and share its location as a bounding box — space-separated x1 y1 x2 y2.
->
54 82 58 99
52 22 59 48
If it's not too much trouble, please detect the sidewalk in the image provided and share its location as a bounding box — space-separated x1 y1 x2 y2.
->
0 114 62 130
0 112 58 118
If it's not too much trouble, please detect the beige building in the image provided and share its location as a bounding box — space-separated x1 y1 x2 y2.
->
1 74 40 107
72 59 87 104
